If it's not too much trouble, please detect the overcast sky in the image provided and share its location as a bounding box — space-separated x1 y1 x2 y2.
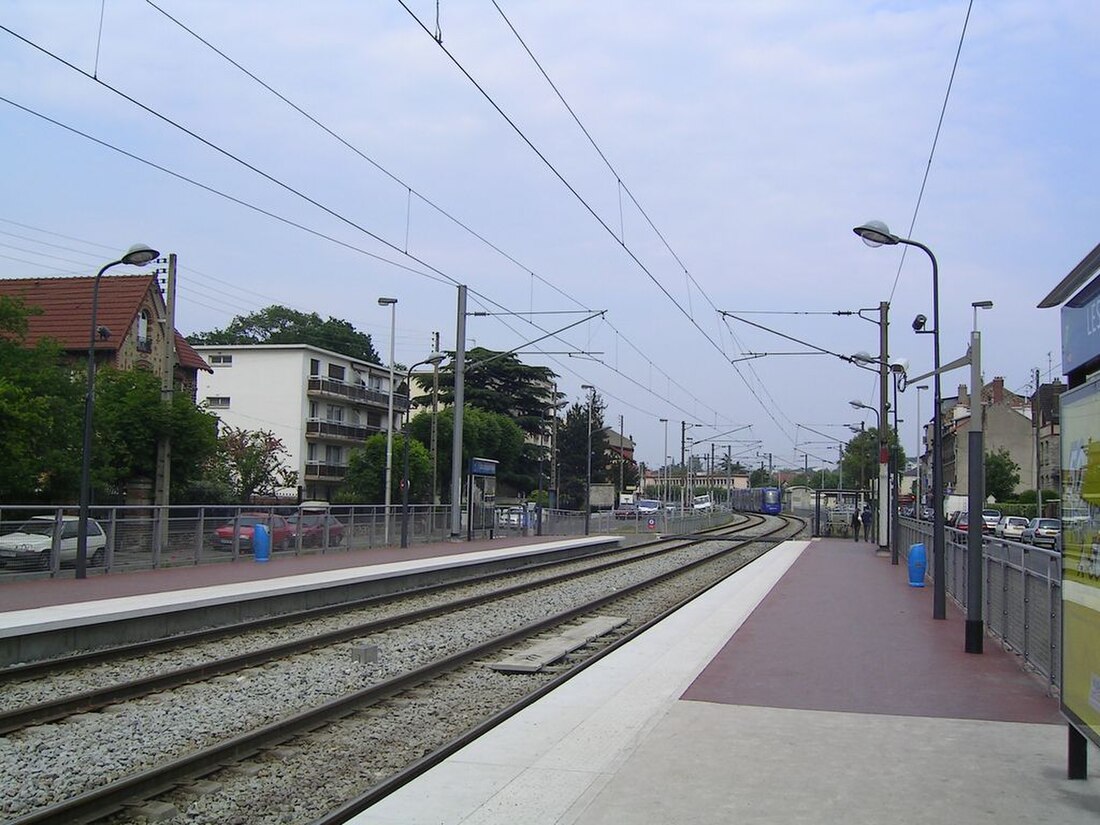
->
2 1 1097 474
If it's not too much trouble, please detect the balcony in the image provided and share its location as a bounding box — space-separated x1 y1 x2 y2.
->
135 336 153 353
305 462 348 481
305 418 376 443
307 376 408 411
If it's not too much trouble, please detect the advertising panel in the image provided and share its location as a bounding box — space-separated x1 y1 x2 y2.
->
1060 376 1100 746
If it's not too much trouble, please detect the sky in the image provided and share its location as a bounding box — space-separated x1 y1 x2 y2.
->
2 1 1098 475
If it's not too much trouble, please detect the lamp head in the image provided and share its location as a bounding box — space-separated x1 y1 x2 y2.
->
851 351 876 364
916 384 929 390
848 400 865 410
912 314 927 332
972 300 993 310
424 352 446 366
377 297 397 306
120 244 159 266
889 357 909 375
853 220 898 248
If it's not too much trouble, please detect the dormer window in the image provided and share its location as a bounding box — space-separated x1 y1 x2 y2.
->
136 310 152 353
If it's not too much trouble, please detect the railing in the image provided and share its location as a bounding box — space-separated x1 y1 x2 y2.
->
304 419 375 441
896 517 1061 688
135 336 153 353
304 463 349 480
306 377 408 410
0 503 743 580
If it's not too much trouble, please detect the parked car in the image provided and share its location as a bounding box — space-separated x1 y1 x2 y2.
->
981 509 1002 533
636 499 661 516
1020 518 1061 550
213 513 292 553
994 516 1030 541
613 505 638 520
0 515 107 569
287 511 344 547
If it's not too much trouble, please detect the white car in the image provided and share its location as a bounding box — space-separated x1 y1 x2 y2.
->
994 516 1029 541
0 515 107 570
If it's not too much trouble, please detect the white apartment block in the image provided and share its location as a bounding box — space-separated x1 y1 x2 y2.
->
192 344 406 501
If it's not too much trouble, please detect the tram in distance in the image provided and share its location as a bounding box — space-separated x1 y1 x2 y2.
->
731 486 782 515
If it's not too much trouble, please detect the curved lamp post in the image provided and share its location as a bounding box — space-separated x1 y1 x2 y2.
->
77 243 160 580
400 352 447 548
855 220 945 619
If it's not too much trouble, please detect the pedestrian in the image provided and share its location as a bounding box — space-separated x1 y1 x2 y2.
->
861 506 873 543
850 508 860 542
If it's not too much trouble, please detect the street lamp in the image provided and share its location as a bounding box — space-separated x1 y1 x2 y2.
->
77 243 160 580
401 352 447 548
581 385 596 535
965 299 993 653
855 219 946 619
378 297 397 545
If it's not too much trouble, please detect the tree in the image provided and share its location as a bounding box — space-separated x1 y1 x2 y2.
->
341 432 432 504
555 394 609 510
841 427 906 492
187 305 380 363
749 467 770 487
433 347 558 436
985 447 1020 502
0 296 82 502
213 427 297 501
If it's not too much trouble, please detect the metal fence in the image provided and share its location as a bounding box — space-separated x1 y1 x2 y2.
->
0 503 739 580
895 517 1061 689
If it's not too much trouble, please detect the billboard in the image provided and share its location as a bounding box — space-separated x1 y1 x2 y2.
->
1060 375 1100 747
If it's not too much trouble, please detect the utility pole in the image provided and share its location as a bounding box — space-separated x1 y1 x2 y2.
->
431 331 440 505
877 300 890 552
449 286 466 540
619 413 625 492
1035 367 1043 519
680 421 687 511
154 253 176 553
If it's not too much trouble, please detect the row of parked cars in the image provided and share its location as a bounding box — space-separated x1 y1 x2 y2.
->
946 509 1061 549
0 507 347 570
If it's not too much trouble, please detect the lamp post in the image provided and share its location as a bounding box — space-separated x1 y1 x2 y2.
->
966 300 993 653
659 418 669 528
889 359 909 564
401 352 446 548
915 384 929 518
77 243 160 580
378 297 397 545
849 401 879 531
581 385 595 535
855 220 945 619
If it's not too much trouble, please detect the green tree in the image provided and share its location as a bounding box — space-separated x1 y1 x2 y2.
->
433 347 558 437
91 368 219 500
985 447 1020 502
841 427 906 492
0 296 82 502
340 432 432 504
555 394 609 510
187 305 380 363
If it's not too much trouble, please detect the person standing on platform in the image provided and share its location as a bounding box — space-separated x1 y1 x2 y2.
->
851 508 861 542
861 506 873 543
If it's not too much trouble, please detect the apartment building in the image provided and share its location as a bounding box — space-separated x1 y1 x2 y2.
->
193 344 407 501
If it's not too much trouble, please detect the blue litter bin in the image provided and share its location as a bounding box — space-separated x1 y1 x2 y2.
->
253 523 271 563
908 543 926 587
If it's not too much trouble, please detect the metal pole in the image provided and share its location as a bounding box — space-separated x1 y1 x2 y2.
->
431 331 440 505
966 325 984 652
381 299 397 545
449 286 467 539
77 260 120 579
878 301 890 553
155 253 176 554
585 389 593 536
1035 368 1043 519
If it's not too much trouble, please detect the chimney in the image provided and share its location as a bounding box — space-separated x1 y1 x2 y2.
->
957 384 969 409
992 376 1004 404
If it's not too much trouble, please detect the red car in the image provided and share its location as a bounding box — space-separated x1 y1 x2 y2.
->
287 512 345 547
213 513 293 553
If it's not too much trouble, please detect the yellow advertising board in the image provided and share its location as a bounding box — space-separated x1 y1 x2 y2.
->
1060 376 1100 745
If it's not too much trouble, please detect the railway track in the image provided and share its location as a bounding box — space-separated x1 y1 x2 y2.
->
2 514 803 824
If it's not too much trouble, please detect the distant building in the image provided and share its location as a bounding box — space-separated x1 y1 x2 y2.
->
0 274 211 398
192 343 406 501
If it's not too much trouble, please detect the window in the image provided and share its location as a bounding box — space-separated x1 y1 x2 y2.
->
326 405 343 423
310 358 320 376
325 445 343 464
209 354 233 367
309 401 318 419
307 443 318 461
328 364 345 382
205 396 231 409
136 310 152 352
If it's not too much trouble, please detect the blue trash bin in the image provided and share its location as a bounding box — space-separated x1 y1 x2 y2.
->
908 543 926 587
253 524 271 563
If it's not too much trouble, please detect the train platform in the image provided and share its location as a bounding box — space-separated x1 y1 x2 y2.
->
0 533 621 664
353 536 1100 825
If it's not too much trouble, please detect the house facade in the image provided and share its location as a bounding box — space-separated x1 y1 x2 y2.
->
0 274 211 397
192 344 407 501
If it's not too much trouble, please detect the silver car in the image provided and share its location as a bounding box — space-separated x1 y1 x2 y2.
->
1020 518 1060 550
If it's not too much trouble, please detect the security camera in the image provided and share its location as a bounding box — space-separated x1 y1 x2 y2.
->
96 325 112 340
912 314 927 332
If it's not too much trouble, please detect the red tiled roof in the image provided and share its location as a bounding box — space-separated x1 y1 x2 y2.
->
0 274 210 372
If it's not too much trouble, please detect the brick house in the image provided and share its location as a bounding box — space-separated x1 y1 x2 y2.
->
0 274 210 397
